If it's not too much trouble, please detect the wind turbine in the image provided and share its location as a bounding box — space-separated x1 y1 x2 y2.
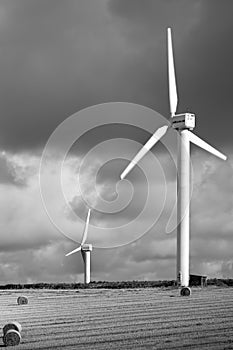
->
120 28 227 296
66 209 92 284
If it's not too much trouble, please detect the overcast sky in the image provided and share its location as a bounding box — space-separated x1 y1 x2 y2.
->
0 0 232 283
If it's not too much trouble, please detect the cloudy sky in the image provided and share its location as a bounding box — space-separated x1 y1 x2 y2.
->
0 0 232 283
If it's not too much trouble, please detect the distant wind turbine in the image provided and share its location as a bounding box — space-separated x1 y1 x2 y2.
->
120 28 227 296
66 209 92 284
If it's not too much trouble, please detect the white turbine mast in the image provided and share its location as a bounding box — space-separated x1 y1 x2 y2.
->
66 209 92 284
120 28 227 296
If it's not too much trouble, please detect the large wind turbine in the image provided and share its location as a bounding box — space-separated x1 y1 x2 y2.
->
66 209 92 284
120 28 227 295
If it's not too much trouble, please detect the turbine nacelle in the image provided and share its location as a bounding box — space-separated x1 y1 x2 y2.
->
171 113 195 131
81 244 93 252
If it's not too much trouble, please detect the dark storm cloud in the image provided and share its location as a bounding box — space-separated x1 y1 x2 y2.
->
0 0 123 151
1 0 232 152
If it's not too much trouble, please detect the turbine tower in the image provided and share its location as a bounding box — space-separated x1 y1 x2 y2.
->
120 28 227 296
66 209 92 284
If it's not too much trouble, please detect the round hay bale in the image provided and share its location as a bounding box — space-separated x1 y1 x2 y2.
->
180 286 191 297
3 321 22 335
17 296 28 305
3 329 21 346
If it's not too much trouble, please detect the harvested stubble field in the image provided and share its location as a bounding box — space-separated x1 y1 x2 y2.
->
0 287 233 349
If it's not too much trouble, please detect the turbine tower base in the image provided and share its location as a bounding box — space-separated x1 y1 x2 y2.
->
81 246 92 284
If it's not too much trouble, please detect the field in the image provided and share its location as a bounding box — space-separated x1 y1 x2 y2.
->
0 286 233 349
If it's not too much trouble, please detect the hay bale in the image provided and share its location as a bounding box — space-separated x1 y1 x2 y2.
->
3 329 21 346
3 321 22 335
180 286 191 297
17 296 28 305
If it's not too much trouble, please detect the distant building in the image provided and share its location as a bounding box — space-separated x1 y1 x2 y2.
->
189 274 207 287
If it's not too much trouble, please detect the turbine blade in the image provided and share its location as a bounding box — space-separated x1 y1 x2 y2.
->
65 246 81 256
80 209 91 245
120 125 169 179
167 27 178 117
187 131 227 160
